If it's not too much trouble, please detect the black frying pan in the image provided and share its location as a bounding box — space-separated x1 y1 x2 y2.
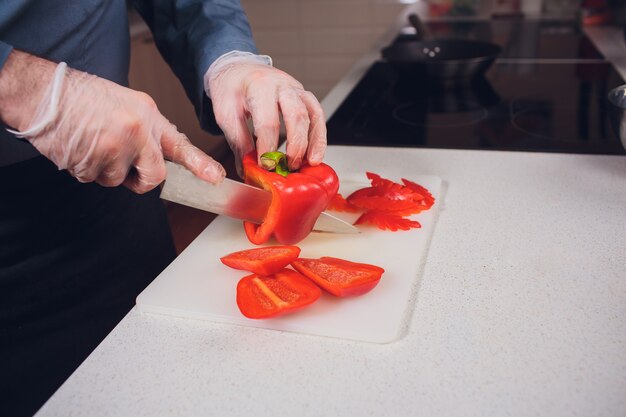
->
382 14 501 81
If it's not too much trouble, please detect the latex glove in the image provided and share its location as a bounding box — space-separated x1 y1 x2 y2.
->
205 52 327 173
10 62 225 193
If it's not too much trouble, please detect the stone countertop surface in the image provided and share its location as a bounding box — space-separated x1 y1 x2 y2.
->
36 146 626 417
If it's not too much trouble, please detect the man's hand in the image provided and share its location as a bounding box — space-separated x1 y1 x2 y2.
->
205 55 327 172
0 50 225 193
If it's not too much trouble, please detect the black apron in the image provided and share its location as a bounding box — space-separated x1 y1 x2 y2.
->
0 156 176 417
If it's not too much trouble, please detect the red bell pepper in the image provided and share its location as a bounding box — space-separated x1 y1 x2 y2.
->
242 151 339 245
220 245 301 276
291 257 385 297
236 268 322 319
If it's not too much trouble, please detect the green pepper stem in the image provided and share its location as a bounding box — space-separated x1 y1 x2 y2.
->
260 151 290 177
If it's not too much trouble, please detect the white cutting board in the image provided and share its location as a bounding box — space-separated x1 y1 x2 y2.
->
137 158 442 344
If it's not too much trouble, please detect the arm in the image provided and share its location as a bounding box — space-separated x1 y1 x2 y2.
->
0 47 56 132
0 49 225 191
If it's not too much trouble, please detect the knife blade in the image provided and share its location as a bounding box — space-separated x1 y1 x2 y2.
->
160 161 360 234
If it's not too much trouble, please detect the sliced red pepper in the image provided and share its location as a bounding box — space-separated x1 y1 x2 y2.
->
327 193 361 213
242 151 339 245
355 210 421 231
347 173 424 213
341 172 435 231
236 268 322 319
220 245 301 276
348 192 424 215
291 257 385 297
364 172 388 188
401 178 435 209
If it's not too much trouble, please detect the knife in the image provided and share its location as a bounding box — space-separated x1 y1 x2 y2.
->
160 161 360 234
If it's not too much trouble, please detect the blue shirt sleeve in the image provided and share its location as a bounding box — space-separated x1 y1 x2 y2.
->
132 0 258 134
0 40 14 71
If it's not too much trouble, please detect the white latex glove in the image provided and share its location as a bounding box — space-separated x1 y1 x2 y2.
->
10 62 225 193
205 52 327 173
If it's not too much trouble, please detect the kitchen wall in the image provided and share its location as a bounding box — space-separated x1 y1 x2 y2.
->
241 0 405 99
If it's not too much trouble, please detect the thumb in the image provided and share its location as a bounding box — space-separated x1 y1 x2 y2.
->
161 123 226 184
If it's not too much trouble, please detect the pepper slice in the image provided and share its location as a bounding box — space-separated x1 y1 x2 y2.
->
220 245 301 276
339 172 435 231
236 268 322 319
242 151 339 245
291 257 385 297
347 172 426 215
327 193 361 213
354 210 421 231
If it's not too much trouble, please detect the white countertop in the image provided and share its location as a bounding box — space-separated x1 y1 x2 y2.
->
36 146 626 417
37 6 626 417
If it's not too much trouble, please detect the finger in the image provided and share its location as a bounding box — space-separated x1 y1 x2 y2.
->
96 161 131 187
91 128 135 187
95 112 151 190
64 115 107 182
278 88 310 171
70 133 129 185
214 98 254 177
123 141 166 194
299 90 327 165
247 90 280 164
160 123 225 184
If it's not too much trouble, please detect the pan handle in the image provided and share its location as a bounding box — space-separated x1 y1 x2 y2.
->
408 13 431 42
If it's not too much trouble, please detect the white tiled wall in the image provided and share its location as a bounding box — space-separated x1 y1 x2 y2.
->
241 0 406 99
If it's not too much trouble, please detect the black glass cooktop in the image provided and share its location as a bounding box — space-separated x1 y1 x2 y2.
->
327 19 626 155
327 61 625 155
414 18 605 60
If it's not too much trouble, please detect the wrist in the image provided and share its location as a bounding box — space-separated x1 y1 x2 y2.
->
0 50 57 131
203 51 273 98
